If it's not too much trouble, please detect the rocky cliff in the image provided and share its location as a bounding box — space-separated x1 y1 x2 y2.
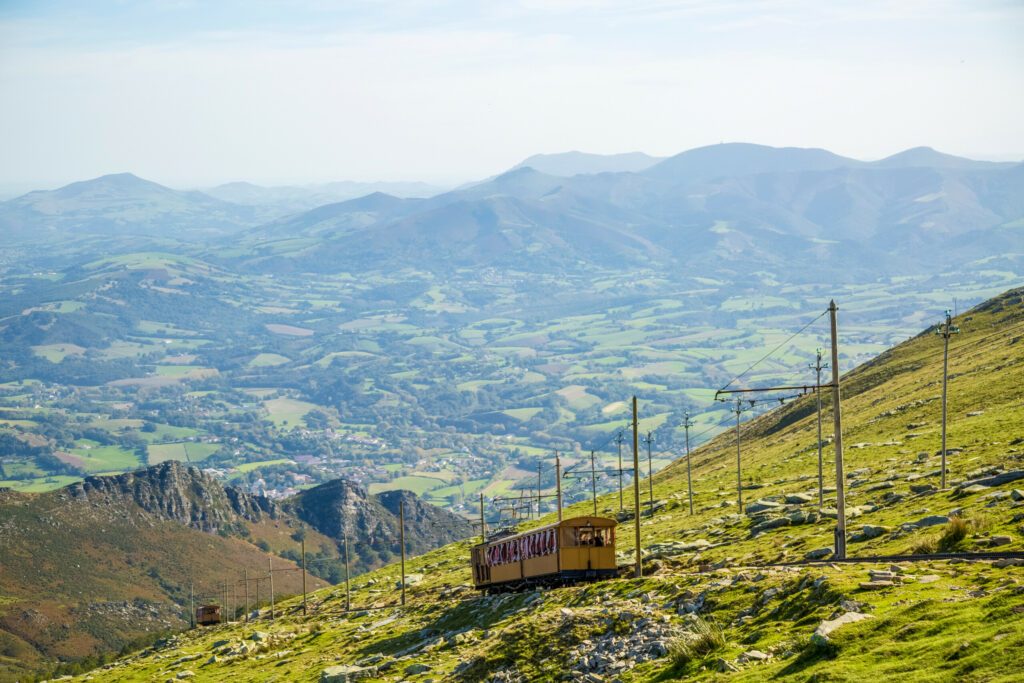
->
285 479 474 569
60 460 278 532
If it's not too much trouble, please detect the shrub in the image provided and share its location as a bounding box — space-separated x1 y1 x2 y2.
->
668 616 726 667
937 516 969 552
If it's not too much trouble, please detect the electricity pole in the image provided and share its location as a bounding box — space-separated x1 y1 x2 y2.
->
536 461 543 517
632 396 642 579
615 431 624 511
301 534 307 615
683 413 694 515
399 497 406 607
243 569 249 622
642 431 654 515
268 557 275 620
555 452 563 521
936 310 960 489
342 519 351 612
829 300 847 560
479 492 486 544
189 579 194 629
811 349 829 509
733 398 744 509
590 450 597 515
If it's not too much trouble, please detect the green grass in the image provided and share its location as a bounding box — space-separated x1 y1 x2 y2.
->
368 475 445 496
234 458 293 473
248 353 291 367
147 442 220 464
262 397 320 427
68 445 140 473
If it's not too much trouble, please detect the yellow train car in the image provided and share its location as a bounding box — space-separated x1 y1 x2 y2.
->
471 516 618 592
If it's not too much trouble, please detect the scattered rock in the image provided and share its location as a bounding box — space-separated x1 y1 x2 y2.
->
958 470 1024 489
738 650 771 663
993 558 1024 568
805 547 833 560
745 500 783 514
176 672 194 680
785 493 813 505
918 575 941 583
716 658 739 673
858 581 894 590
851 525 890 542
1011 490 1024 502
320 664 378 682
405 663 432 675
812 612 874 644
914 515 950 528
987 535 1012 547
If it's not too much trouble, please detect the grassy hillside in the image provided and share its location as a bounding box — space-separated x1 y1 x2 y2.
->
51 287 1024 682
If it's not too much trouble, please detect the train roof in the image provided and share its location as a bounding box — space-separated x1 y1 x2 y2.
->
476 515 616 547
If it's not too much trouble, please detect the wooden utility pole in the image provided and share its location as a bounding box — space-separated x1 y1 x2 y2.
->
631 397 642 578
936 310 960 489
683 413 694 515
223 580 228 624
301 535 307 615
268 557 275 620
615 431 624 511
829 300 847 560
812 349 828 510
479 493 486 544
399 497 406 607
643 431 654 515
555 452 563 522
342 519 351 612
189 579 194 628
536 461 543 517
243 569 249 622
733 398 744 509
589 450 597 515
254 572 260 618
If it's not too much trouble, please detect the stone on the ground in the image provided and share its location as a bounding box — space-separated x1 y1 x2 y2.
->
914 515 950 528
1011 490 1024 501
959 470 1024 489
738 650 771 663
716 658 739 672
745 499 783 514
405 663 432 675
852 524 890 541
398 573 424 588
320 664 378 682
805 547 833 560
993 558 1024 568
176 672 194 680
988 535 1012 547
785 493 813 504
859 581 894 590
811 612 874 645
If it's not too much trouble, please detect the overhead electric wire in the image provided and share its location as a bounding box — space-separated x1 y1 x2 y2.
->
718 308 829 394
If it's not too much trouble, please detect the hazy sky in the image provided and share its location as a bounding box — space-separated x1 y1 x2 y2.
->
1 0 1022 188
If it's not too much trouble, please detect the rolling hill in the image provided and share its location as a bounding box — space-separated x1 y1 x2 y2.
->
58 285 1024 682
0 173 257 243
230 144 1024 277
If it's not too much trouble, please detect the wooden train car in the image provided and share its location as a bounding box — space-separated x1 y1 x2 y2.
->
195 604 221 626
471 516 617 592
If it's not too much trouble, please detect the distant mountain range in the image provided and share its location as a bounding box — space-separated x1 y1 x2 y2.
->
2 144 1021 279
232 143 1024 276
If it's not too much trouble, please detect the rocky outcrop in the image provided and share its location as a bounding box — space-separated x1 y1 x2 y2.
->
285 480 473 566
62 461 278 532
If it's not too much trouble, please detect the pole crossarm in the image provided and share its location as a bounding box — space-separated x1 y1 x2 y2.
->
715 383 832 398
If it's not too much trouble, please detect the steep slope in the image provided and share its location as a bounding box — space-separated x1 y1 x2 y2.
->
285 480 474 571
0 173 256 242
71 287 1024 682
0 462 472 681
